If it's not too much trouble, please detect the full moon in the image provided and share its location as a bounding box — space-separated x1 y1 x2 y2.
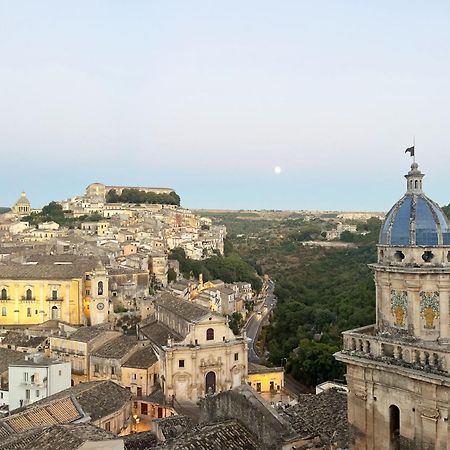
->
274 166 282 175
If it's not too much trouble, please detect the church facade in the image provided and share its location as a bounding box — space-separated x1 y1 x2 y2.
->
336 162 450 449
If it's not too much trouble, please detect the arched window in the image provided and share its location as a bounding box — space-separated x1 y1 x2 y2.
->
206 328 214 341
98 281 104 296
1 307 6 316
389 405 400 450
26 289 33 300
1 288 7 300
415 180 418 189
52 290 58 300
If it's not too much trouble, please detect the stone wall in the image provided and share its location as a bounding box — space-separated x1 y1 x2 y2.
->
199 386 297 450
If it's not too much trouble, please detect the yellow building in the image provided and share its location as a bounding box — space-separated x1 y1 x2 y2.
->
0 257 109 326
247 362 284 393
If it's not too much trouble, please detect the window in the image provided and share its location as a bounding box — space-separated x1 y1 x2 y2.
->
390 405 400 450
179 360 185 368
131 373 137 381
105 422 111 432
86 290 90 296
25 389 30 400
98 281 104 296
26 289 33 300
58 370 62 376
36 390 40 397
94 364 99 373
27 307 31 317
1 307 6 316
234 353 239 361
52 290 58 300
111 366 116 375
1 288 7 300
206 328 214 341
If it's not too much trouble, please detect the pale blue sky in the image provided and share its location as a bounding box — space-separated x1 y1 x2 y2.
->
1 1 450 211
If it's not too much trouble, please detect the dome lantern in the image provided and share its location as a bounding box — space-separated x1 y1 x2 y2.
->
405 162 424 194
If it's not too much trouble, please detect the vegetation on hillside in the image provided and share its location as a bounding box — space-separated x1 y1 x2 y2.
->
106 188 180 206
169 246 262 292
207 211 381 388
0 207 11 214
23 202 104 228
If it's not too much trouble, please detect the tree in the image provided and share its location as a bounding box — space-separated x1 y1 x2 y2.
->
228 312 244 335
168 267 177 283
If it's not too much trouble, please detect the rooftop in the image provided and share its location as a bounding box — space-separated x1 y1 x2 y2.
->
91 335 138 359
155 292 215 323
0 331 47 349
248 362 284 374
122 345 158 369
35 380 132 422
139 320 183 348
279 389 348 448
160 419 259 450
0 348 26 374
66 325 115 343
0 423 120 450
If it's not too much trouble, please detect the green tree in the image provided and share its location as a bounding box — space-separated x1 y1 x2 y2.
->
168 267 177 283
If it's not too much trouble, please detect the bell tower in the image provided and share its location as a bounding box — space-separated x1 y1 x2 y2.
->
336 161 450 449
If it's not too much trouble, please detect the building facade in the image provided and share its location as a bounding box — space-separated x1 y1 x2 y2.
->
336 162 450 449
138 293 249 402
8 354 71 411
0 257 109 326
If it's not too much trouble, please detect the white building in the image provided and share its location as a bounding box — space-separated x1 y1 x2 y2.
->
8 353 71 411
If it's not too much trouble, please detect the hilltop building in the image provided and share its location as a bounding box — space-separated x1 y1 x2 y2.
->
11 192 31 215
85 183 176 203
336 162 450 449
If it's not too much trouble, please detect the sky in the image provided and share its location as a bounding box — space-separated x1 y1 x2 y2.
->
1 1 450 211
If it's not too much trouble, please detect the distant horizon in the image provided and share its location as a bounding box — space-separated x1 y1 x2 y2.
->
2 2 450 211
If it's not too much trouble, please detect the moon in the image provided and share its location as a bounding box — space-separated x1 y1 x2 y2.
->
274 166 282 175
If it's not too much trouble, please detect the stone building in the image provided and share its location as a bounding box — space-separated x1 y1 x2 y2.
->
138 293 249 402
11 192 31 215
336 162 450 449
50 325 120 383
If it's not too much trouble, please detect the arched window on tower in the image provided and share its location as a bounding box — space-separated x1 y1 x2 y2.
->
206 328 214 341
26 289 33 300
389 405 400 450
415 180 418 189
98 281 104 296
1 288 7 300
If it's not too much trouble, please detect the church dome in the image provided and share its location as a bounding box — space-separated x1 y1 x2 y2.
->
379 163 450 246
15 192 30 206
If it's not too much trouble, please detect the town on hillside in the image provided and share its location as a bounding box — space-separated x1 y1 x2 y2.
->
0 182 350 450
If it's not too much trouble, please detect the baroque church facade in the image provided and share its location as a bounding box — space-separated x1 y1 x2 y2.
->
336 162 450 449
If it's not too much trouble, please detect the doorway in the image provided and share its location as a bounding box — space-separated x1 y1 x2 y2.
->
51 305 59 320
205 371 216 394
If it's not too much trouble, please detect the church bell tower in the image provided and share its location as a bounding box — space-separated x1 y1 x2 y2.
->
336 161 450 449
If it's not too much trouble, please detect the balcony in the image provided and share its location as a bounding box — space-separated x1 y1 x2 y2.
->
20 296 36 303
341 325 450 375
46 297 64 302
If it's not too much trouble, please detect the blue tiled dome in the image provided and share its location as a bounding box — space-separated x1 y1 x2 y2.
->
380 194 450 246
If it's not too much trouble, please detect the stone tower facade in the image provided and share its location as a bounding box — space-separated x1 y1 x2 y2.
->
336 162 450 450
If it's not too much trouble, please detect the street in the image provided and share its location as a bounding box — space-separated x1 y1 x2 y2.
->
245 280 276 363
